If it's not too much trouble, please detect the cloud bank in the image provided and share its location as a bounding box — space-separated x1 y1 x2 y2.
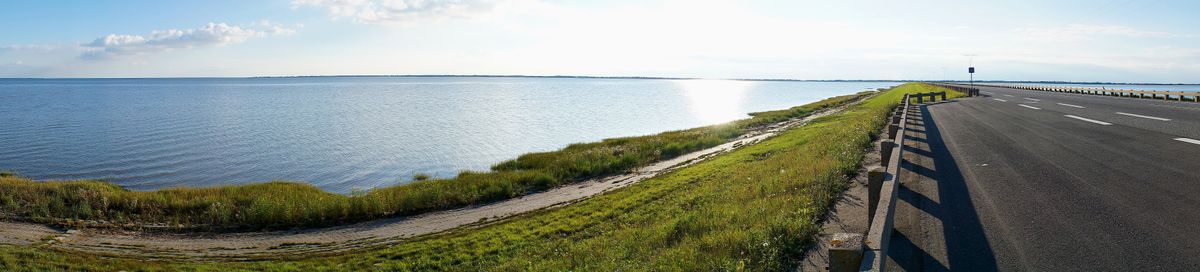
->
81 22 295 60
292 0 510 25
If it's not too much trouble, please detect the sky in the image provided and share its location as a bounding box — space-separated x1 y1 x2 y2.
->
1 0 1199 82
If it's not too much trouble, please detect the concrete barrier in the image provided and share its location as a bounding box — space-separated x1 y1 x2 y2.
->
829 92 911 272
859 93 908 271
927 83 979 96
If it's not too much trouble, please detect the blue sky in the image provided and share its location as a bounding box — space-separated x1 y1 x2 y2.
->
2 0 1199 82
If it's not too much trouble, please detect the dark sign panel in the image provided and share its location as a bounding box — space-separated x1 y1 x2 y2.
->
969 67 975 73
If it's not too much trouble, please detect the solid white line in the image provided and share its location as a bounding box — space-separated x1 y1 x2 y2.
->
1056 103 1085 108
1176 138 1200 145
1064 115 1113 125
1116 112 1171 121
1024 98 1041 101
1018 104 1041 110
993 98 1007 102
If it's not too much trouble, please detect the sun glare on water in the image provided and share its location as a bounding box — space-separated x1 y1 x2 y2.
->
676 79 754 124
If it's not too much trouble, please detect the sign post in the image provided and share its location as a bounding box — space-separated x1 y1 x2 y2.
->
968 67 975 89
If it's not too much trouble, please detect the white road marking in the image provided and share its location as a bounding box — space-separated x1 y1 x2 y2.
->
1176 138 1200 145
1116 112 1171 121
993 98 1007 102
1024 98 1041 101
1004 94 1014 97
1018 104 1041 110
1056 103 1085 108
1064 115 1113 125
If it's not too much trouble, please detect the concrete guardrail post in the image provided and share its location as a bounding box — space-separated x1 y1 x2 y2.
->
867 166 885 225
828 233 864 272
880 139 895 167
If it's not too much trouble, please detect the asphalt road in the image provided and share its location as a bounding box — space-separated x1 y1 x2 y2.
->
888 84 1200 271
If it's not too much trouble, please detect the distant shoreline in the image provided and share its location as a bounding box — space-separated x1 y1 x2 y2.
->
1 75 1197 85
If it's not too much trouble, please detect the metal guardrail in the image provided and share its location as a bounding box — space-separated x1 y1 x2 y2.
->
980 84 1200 102
827 92 915 272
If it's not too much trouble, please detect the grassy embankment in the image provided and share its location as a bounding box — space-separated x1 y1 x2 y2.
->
0 91 869 231
0 83 965 271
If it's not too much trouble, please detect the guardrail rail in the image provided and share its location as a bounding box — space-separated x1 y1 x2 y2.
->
977 84 1200 102
928 83 979 97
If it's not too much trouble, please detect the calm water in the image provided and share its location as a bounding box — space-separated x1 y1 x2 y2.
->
0 77 898 193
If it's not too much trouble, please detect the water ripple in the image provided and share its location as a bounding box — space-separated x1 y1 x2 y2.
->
0 77 899 193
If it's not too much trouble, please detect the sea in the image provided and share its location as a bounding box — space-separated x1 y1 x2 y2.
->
0 77 905 193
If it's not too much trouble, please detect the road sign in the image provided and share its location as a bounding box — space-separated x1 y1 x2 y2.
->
969 67 975 73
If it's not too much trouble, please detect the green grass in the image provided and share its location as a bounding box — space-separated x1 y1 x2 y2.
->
0 90 869 231
0 83 965 271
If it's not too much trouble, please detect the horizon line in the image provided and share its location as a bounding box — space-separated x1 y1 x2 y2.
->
0 74 1196 85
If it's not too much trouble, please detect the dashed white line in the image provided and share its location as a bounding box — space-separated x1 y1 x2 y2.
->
1004 94 1014 97
1176 138 1200 145
1116 112 1171 121
993 98 1008 102
1056 103 1085 108
1018 104 1041 110
1064 115 1113 125
1024 98 1041 101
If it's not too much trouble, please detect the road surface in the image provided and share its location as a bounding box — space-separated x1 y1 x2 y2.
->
888 84 1200 271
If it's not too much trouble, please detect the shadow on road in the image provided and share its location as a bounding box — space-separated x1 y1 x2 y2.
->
887 103 998 271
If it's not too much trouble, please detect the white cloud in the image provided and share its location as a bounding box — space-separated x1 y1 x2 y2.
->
81 22 295 60
0 44 63 52
1013 24 1189 42
292 0 514 25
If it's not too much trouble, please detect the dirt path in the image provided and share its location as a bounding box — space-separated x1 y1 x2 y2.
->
0 99 863 261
